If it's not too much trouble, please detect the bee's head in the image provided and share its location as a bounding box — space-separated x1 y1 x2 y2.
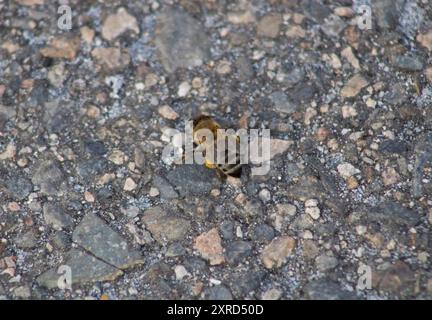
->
192 115 213 128
192 115 220 144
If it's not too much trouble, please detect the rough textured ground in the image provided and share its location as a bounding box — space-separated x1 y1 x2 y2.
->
1 0 432 300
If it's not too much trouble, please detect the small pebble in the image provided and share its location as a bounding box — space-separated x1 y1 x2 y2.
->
178 81 191 97
84 191 95 203
124 178 137 191
174 265 190 281
149 187 160 197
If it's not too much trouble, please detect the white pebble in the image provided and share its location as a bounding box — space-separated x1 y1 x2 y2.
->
259 188 271 202
302 230 313 239
177 81 191 97
305 199 318 207
174 265 190 281
337 162 360 179
149 187 160 197
236 226 243 238
123 178 137 191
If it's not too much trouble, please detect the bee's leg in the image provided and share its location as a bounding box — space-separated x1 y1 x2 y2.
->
224 164 243 177
215 168 227 181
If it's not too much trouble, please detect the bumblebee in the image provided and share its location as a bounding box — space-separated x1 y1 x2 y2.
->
192 115 243 179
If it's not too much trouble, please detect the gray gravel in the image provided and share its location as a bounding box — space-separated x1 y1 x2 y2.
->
0 0 432 300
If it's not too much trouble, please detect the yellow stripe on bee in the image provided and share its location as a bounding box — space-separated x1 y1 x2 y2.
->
204 159 216 169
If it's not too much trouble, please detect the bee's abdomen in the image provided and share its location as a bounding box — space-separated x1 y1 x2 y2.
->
216 140 242 177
